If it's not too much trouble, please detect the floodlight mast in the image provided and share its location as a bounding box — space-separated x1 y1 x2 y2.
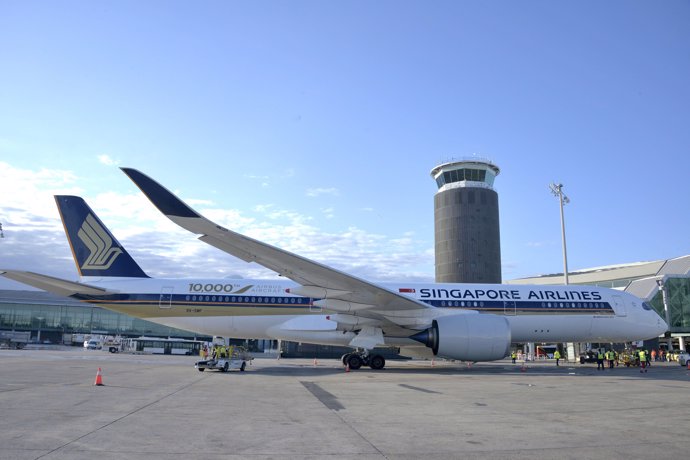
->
549 183 569 285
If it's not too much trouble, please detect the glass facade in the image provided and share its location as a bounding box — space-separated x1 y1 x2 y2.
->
435 168 491 188
0 291 207 343
649 277 690 330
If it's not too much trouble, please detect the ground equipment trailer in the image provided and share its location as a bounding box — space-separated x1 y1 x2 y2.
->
0 331 30 349
195 357 248 372
195 347 252 372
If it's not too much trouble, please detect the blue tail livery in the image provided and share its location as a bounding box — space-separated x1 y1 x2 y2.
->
55 195 149 278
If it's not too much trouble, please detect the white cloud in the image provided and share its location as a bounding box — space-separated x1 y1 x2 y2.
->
306 187 339 197
97 154 119 166
526 241 552 248
0 162 435 289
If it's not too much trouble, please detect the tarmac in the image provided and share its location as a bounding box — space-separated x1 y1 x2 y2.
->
1 347 689 460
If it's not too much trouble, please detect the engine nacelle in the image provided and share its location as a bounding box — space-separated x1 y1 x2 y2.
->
413 314 511 362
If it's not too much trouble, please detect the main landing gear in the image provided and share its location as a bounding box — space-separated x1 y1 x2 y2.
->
341 351 386 370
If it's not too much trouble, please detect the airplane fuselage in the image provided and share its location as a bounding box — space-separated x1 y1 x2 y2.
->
74 277 666 350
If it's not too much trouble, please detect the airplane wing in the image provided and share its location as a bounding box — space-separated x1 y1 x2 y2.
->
121 168 435 334
0 270 110 297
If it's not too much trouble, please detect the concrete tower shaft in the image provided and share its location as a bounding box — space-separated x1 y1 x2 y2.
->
431 159 502 284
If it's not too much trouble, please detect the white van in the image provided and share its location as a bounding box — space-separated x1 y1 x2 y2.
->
84 340 102 350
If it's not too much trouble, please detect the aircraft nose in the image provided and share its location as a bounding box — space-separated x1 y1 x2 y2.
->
657 316 669 336
651 311 669 337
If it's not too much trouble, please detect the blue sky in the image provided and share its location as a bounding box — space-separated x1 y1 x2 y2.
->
1 1 689 290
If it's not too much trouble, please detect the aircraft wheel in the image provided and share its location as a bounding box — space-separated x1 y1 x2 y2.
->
341 353 351 365
222 362 229 372
347 354 363 370
240 362 246 372
369 354 385 370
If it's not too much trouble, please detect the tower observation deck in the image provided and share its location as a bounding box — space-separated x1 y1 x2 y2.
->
430 159 502 284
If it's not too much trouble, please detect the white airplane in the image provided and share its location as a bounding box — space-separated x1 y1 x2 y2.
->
1 168 667 370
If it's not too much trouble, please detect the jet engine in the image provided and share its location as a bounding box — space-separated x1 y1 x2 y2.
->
412 314 511 362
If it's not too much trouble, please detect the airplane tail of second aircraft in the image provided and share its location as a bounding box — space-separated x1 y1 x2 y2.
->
55 195 149 278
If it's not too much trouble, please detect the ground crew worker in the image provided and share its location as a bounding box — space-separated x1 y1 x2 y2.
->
597 349 605 370
639 349 648 373
554 350 561 366
511 351 517 364
606 350 615 369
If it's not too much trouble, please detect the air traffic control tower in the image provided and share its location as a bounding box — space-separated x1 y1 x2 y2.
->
430 159 502 284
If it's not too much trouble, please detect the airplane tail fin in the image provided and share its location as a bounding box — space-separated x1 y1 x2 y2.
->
55 195 149 278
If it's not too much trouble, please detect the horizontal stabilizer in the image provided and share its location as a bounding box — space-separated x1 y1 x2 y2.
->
0 270 109 296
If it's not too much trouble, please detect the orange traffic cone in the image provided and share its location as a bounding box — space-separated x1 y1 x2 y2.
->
313 358 318 366
431 358 435 367
94 367 104 386
345 363 350 373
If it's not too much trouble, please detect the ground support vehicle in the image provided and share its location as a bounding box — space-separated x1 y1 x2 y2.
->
620 352 640 367
195 357 247 372
0 331 30 349
579 351 597 364
195 348 252 372
677 352 690 366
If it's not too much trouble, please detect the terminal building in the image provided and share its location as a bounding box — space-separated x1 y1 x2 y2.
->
509 255 690 350
0 290 208 345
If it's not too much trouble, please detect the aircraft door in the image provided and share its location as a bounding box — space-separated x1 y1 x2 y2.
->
159 286 174 309
503 300 516 316
612 295 626 317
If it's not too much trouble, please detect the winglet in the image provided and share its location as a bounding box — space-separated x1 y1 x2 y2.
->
55 196 149 278
120 168 200 218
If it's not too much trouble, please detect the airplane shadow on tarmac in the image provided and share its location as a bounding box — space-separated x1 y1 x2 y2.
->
237 360 690 381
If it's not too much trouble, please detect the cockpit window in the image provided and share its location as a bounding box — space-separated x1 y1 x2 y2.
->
641 302 653 311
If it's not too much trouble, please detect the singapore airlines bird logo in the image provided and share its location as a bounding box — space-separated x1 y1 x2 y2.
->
78 214 122 270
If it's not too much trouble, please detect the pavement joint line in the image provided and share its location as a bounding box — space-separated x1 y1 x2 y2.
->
299 380 389 459
32 374 207 460
398 383 443 394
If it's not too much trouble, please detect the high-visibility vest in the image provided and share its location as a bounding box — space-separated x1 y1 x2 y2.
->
639 351 647 361
598 352 604 359
554 351 561 359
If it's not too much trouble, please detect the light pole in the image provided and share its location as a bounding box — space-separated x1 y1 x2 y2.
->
550 183 573 362
549 183 570 285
